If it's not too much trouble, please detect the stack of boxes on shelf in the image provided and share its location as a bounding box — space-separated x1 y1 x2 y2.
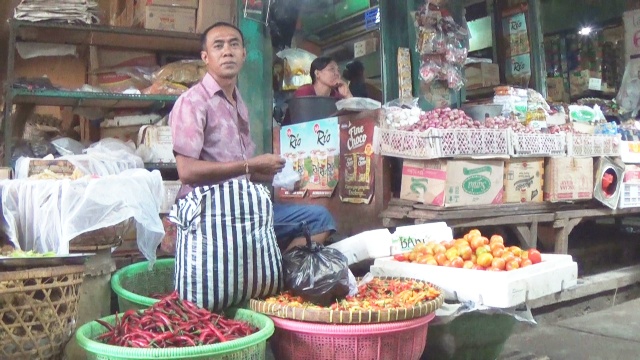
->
105 0 236 33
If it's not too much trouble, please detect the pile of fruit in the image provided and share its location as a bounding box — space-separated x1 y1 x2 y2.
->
264 278 441 311
393 229 542 272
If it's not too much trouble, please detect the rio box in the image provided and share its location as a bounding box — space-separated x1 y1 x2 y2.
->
400 159 504 207
372 253 578 308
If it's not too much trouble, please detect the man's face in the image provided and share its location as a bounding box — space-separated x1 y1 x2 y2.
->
201 26 246 79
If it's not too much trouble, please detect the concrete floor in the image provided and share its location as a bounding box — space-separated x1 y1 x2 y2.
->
499 298 640 360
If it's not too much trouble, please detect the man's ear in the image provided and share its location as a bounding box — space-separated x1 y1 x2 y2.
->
201 50 208 64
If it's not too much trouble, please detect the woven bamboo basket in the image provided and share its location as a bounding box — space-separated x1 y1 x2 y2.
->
249 277 445 324
0 265 85 359
69 218 133 252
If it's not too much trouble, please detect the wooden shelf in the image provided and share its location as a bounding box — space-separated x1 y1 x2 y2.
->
11 20 201 53
10 89 179 109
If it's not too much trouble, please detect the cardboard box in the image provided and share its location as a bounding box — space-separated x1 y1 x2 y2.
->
464 63 500 90
354 38 378 58
105 0 135 27
0 168 13 180
139 125 176 163
569 70 590 97
544 157 594 202
145 0 198 8
138 4 196 33
546 77 566 102
401 159 504 207
624 164 640 184
504 158 544 203
197 0 236 33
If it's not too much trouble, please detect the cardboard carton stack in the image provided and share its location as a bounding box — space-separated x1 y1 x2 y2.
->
103 0 236 33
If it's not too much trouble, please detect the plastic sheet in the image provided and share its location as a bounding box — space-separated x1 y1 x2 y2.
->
14 138 142 180
0 169 165 264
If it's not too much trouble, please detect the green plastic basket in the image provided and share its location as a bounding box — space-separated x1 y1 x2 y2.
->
76 308 274 360
111 259 175 311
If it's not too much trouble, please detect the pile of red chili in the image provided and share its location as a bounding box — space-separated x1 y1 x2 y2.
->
95 291 257 348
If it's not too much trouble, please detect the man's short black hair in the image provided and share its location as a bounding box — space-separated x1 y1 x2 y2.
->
200 22 245 51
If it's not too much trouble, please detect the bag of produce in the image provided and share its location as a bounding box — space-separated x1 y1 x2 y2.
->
169 179 283 311
282 222 350 306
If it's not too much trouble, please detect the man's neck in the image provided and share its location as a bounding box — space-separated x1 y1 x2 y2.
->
210 72 238 103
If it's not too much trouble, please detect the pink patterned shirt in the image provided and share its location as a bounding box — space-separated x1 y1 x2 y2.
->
169 72 256 197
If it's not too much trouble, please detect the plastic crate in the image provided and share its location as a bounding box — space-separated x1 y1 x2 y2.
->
378 128 510 159
509 130 566 157
619 141 640 164
566 133 620 157
619 183 640 209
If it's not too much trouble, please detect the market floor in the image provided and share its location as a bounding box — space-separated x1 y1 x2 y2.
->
499 298 640 360
265 299 640 360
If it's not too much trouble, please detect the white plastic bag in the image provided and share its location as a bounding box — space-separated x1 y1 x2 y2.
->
272 158 300 191
617 57 640 117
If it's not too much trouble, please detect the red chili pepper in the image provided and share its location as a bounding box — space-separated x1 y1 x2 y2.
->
206 323 227 342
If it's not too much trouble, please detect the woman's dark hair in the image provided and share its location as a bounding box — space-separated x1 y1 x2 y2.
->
310 56 335 84
343 60 365 82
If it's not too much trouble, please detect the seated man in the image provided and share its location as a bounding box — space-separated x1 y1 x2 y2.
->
169 21 336 254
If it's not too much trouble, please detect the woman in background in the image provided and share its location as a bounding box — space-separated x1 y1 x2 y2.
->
294 56 352 99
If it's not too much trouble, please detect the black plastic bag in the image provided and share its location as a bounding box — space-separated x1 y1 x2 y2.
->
282 222 350 306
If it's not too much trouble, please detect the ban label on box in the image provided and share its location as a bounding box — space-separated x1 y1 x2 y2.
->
140 5 196 33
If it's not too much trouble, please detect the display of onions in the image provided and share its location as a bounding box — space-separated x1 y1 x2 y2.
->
384 106 422 129
399 107 539 133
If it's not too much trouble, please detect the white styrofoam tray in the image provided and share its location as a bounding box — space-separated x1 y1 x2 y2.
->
371 253 578 308
328 223 452 266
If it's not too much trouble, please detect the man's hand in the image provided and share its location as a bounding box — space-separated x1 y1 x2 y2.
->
248 154 285 175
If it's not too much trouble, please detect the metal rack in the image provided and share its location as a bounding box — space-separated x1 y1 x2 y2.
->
2 20 201 167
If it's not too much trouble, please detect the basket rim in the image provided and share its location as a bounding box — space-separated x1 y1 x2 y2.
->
250 276 444 324
111 259 174 307
0 265 85 282
269 311 435 334
75 308 274 359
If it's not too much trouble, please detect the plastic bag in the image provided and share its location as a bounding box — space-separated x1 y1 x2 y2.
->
51 137 86 156
153 60 207 86
282 222 351 306
616 57 640 117
272 158 300 191
276 48 317 76
383 97 422 129
335 97 382 111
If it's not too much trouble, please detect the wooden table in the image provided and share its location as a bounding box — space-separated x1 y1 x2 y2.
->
380 199 640 254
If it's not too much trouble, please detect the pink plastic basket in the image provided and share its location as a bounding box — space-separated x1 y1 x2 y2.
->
270 313 435 360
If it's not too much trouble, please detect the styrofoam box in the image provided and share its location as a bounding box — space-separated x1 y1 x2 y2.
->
371 254 578 308
328 222 452 266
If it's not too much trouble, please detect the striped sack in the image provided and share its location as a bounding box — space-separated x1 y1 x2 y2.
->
168 179 283 311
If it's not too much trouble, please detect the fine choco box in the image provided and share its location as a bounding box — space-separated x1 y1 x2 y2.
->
401 159 504 207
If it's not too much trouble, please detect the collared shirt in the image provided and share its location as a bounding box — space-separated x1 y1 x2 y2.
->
169 72 256 197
